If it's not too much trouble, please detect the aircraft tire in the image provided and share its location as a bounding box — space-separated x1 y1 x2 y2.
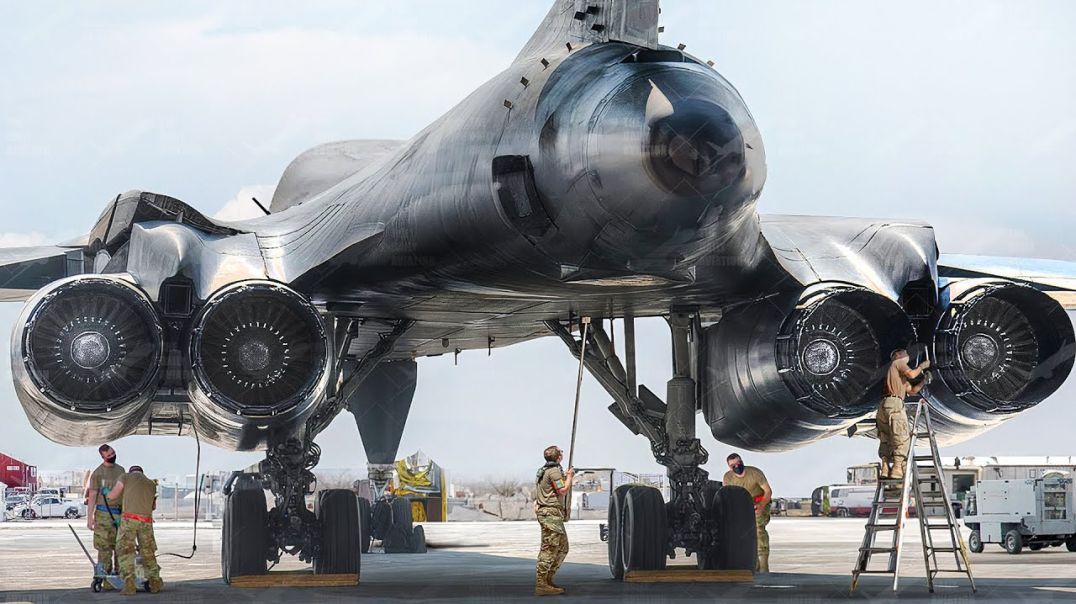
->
607 484 634 579
221 488 268 583
382 497 416 553
714 485 757 570
695 481 726 570
622 486 668 572
357 496 372 554
391 497 414 533
314 489 361 575
412 525 427 553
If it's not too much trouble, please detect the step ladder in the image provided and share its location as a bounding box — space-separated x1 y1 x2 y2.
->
850 397 976 593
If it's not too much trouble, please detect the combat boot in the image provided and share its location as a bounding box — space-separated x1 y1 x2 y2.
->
121 578 137 596
148 577 164 594
548 572 565 591
535 573 564 596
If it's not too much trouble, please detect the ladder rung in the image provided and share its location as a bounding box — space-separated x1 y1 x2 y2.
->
933 569 972 574
860 547 897 554
913 455 934 461
927 547 960 553
854 570 897 575
864 524 899 530
925 523 956 529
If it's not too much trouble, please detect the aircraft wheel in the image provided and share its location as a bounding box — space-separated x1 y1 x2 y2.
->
412 525 427 553
314 489 361 574
622 486 667 572
371 500 392 541
1004 530 1024 555
356 496 372 554
606 485 634 579
714 485 757 570
1029 543 1043 551
1066 535 1076 552
221 487 268 584
383 497 416 553
968 530 984 553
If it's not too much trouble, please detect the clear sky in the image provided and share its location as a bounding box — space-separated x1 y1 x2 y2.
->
0 1 1073 496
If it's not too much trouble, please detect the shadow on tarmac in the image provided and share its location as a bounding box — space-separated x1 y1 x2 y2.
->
2 550 1074 603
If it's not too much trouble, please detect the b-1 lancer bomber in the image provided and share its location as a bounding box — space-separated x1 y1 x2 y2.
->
2 0 1074 580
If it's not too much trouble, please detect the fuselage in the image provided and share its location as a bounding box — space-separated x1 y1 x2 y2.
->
237 42 780 318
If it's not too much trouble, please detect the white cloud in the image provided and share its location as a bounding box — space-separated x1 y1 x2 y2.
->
214 184 276 222
0 231 51 247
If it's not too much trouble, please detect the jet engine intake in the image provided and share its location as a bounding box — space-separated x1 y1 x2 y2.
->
926 280 1074 437
702 285 914 450
11 275 163 445
188 280 330 449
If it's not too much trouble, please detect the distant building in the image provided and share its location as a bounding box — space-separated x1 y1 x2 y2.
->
0 452 38 491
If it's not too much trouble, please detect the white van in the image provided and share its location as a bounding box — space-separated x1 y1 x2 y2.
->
828 485 876 517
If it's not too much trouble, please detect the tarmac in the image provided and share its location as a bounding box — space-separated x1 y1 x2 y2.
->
2 517 1076 602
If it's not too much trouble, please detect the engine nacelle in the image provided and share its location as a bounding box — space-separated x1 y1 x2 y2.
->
188 280 331 450
702 284 914 450
11 275 164 445
926 279 1075 441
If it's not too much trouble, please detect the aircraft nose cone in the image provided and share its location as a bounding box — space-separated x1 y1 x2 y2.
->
645 94 746 196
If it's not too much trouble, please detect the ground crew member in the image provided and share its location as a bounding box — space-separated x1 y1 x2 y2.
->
85 444 124 584
534 445 574 596
877 349 930 480
107 465 163 595
723 453 773 573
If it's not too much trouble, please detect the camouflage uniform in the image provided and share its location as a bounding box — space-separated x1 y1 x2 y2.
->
877 396 910 479
723 465 771 572
535 463 569 590
88 462 125 574
113 471 161 589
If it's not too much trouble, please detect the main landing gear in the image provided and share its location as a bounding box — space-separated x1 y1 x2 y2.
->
547 311 756 577
221 438 361 583
219 319 415 582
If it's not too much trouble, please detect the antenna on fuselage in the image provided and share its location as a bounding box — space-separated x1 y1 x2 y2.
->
251 197 271 216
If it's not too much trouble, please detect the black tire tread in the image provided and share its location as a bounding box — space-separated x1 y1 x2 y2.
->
314 489 360 574
714 485 757 570
357 496 372 554
607 484 634 579
622 486 667 572
222 488 268 583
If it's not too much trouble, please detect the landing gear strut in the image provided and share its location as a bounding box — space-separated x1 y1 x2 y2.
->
220 319 415 582
547 310 755 577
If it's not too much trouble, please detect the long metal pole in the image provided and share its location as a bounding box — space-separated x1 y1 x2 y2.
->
567 317 590 470
565 317 590 521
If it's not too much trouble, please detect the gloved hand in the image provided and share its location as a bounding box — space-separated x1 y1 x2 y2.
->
101 486 111 497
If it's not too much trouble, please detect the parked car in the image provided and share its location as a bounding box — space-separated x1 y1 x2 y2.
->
16 495 85 520
4 495 28 511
